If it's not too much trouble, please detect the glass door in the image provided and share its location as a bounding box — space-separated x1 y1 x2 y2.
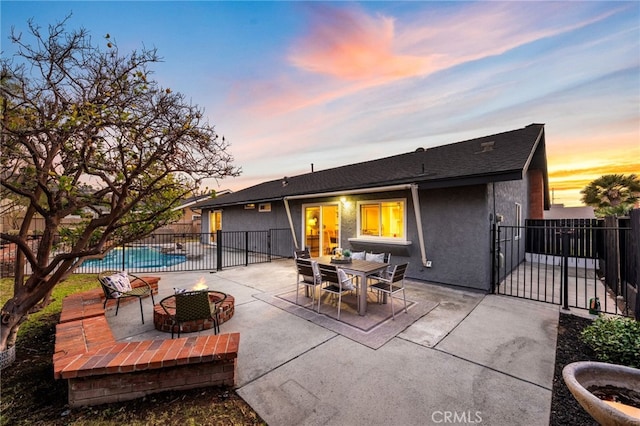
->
209 210 222 244
304 204 339 257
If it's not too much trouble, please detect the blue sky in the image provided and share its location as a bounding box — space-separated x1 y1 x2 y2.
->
2 1 639 206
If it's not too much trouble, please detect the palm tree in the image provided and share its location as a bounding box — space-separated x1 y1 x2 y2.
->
581 174 640 216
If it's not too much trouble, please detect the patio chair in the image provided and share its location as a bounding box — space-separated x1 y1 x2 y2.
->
160 290 219 338
295 258 322 309
98 270 155 324
366 252 391 292
369 263 409 319
294 248 311 259
317 264 357 320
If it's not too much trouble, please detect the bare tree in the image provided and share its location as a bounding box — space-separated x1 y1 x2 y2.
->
0 18 240 351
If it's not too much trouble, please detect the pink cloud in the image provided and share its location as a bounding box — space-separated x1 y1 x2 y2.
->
401 2 628 67
227 3 622 119
288 4 432 81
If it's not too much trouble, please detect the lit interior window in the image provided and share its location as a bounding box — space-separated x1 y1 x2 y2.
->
359 200 404 238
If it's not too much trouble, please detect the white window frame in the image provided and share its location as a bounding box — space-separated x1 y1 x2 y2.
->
356 198 407 242
515 202 522 240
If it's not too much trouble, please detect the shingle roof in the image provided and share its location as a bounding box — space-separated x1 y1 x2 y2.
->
197 124 547 208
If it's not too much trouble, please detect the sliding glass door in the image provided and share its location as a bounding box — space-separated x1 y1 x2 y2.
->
303 204 339 257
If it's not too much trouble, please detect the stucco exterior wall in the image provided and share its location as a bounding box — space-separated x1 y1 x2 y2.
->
490 179 529 277
492 179 528 230
221 202 290 231
286 187 493 292
201 180 536 292
416 186 491 291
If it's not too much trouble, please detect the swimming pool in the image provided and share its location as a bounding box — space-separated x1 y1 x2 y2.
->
83 246 187 269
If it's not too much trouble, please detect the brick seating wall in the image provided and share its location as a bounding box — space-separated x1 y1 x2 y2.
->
54 276 240 407
59 277 160 324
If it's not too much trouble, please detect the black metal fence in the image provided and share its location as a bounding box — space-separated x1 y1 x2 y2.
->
1 229 295 276
492 215 639 319
214 228 294 270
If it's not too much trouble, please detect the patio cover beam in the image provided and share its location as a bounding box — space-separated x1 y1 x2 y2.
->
284 184 428 265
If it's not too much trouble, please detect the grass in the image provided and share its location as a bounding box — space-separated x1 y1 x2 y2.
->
0 274 97 338
0 275 265 426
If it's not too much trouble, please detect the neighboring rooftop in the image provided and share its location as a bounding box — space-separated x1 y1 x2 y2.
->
544 204 596 220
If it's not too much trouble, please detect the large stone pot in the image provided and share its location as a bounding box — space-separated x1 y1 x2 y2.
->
563 361 640 426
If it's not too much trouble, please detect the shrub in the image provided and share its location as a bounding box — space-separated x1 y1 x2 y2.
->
580 316 640 368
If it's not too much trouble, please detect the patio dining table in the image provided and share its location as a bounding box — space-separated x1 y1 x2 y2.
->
313 255 389 316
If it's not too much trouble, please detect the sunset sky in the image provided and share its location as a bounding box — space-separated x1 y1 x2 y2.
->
2 1 638 207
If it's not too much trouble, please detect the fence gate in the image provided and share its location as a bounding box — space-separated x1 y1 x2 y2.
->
491 218 637 318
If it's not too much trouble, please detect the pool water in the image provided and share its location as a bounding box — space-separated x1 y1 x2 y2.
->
83 246 186 269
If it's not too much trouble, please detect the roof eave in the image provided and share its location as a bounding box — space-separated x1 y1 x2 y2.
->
417 171 524 190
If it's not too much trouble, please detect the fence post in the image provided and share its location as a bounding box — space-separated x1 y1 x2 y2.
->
245 232 249 267
562 230 570 311
491 224 497 294
491 223 500 294
216 230 222 271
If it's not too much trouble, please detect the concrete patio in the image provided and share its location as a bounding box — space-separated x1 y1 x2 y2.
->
105 258 563 425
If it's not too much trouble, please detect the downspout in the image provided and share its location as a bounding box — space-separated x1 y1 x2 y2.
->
411 184 428 267
283 197 299 249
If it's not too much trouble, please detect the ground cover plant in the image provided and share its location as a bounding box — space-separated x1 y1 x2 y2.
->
580 315 640 368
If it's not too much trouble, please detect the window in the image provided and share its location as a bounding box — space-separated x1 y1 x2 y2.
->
357 199 405 240
515 202 522 240
258 203 271 212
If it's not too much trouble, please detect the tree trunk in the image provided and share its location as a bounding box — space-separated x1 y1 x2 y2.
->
1 273 55 351
0 300 28 351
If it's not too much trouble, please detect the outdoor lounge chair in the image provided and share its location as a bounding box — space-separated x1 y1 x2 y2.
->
98 270 156 324
160 290 219 338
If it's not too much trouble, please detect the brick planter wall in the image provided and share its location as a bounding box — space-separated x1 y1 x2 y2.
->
65 335 238 407
54 281 240 408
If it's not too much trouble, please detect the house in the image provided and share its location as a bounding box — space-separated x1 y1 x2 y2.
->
544 204 596 220
159 190 232 234
197 124 550 292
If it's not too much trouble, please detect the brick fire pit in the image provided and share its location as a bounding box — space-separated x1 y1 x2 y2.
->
153 291 235 333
